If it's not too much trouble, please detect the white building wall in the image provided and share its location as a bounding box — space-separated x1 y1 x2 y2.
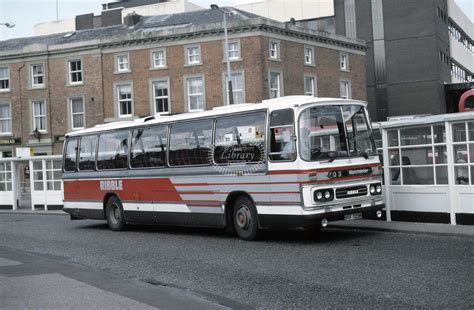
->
448 0 473 83
233 0 334 22
121 0 202 21
34 18 75 36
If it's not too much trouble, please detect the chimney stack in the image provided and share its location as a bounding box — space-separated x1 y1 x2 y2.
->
124 12 142 27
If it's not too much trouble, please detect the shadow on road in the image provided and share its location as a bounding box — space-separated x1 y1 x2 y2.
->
75 221 378 244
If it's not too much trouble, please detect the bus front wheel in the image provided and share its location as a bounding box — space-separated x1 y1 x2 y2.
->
105 196 126 231
233 196 259 241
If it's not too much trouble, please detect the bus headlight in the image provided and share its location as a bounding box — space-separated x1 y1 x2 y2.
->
369 185 376 194
324 191 331 199
313 189 334 203
315 191 323 201
370 183 382 195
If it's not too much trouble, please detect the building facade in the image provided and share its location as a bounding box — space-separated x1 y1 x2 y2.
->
0 8 366 157
334 0 473 121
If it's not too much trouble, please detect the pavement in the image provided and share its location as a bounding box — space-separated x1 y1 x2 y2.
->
1 208 473 238
0 245 229 310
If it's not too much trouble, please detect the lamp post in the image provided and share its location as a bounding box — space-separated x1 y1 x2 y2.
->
0 22 15 28
211 4 234 105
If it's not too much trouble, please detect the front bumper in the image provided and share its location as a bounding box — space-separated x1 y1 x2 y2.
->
258 204 385 229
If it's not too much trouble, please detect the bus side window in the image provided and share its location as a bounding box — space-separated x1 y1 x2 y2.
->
269 109 296 161
64 138 79 172
78 135 97 171
130 125 168 168
214 112 266 165
97 130 130 170
169 120 212 166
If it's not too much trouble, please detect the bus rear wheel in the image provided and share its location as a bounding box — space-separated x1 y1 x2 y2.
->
233 196 259 241
105 196 126 231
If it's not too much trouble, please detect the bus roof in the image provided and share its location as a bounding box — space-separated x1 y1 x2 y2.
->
65 96 367 137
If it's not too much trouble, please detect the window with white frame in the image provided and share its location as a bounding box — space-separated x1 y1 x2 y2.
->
46 159 62 191
152 49 166 68
32 161 44 190
31 64 45 87
340 53 349 71
186 76 204 112
117 84 133 117
0 162 12 191
269 71 281 98
304 76 316 96
227 41 240 60
387 124 448 185
152 80 169 114
186 46 201 65
452 121 474 185
0 67 10 91
68 60 83 84
225 72 245 105
269 40 280 59
32 100 47 132
340 80 351 99
116 54 129 72
0 103 12 134
304 47 314 65
70 97 85 130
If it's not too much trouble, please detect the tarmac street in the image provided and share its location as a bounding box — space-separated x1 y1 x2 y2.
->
0 246 228 310
0 212 473 309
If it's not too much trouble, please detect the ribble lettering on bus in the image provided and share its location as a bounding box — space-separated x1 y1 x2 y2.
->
100 180 123 191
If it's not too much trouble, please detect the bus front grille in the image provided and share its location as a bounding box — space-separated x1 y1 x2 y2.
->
335 185 368 199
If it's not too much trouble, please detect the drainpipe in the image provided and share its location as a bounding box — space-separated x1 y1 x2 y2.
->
17 64 25 149
47 45 53 154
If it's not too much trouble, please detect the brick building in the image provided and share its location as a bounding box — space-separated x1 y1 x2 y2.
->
0 8 366 157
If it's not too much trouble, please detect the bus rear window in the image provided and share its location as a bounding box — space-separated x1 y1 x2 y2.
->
131 125 168 168
97 130 129 170
64 138 78 172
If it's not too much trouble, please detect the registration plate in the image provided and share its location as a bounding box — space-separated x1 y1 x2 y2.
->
344 213 362 221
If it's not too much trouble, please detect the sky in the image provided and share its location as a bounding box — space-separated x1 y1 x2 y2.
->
1 0 473 41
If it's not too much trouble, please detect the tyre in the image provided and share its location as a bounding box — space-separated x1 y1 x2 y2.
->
105 196 126 231
233 196 259 241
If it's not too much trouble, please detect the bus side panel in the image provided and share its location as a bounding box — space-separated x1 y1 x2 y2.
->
124 211 225 228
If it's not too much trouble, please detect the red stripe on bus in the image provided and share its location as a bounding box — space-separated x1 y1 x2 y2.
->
174 174 379 186
182 200 223 203
267 163 380 175
177 191 219 195
302 174 383 184
248 191 300 195
186 204 222 208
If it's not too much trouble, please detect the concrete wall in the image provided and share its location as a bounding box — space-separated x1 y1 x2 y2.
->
448 0 473 76
335 0 457 120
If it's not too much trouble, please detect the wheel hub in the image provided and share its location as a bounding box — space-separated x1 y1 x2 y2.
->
236 206 251 230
